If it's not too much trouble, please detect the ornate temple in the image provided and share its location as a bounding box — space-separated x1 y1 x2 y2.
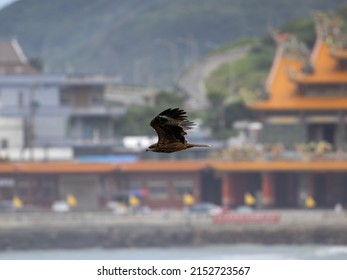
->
249 12 347 151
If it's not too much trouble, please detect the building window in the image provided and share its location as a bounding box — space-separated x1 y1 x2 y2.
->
18 91 23 108
173 179 194 198
118 178 142 195
0 139 8 149
91 92 102 105
129 179 142 190
308 123 336 146
119 178 142 193
40 178 56 199
147 179 168 199
83 123 95 139
0 177 15 187
60 91 70 106
16 179 30 199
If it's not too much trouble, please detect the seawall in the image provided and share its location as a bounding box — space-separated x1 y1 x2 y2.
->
1 210 347 250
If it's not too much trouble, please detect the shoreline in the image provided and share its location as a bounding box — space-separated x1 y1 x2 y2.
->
1 210 347 250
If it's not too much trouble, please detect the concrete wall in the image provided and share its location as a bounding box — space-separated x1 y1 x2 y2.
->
0 84 69 147
0 117 23 148
259 123 306 148
0 86 61 112
34 115 68 147
68 117 113 141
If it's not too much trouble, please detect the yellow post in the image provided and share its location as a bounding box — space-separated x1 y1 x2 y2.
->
67 194 78 207
244 192 256 206
305 196 316 208
183 192 195 207
12 195 23 209
129 195 140 207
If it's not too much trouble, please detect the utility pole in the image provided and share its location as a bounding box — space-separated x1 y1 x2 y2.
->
28 79 38 161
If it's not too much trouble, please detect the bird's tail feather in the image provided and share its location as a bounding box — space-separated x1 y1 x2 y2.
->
188 143 211 148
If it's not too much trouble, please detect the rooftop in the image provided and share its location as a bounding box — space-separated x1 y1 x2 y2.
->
0 73 121 86
0 39 37 74
1 159 347 174
249 22 347 111
0 39 27 64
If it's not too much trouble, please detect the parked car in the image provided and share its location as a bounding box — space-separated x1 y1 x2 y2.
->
106 201 128 215
235 205 254 213
51 200 70 213
189 202 222 216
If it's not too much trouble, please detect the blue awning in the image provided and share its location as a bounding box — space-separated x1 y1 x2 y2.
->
77 154 138 163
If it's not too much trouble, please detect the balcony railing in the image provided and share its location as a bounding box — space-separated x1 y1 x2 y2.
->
35 137 123 148
69 106 126 116
210 141 347 162
0 105 126 117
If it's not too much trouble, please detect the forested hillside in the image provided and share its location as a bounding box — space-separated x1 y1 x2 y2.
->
0 0 345 86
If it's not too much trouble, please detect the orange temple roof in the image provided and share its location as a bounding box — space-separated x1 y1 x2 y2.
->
0 161 118 174
119 160 208 172
289 38 347 83
249 33 347 111
330 48 347 60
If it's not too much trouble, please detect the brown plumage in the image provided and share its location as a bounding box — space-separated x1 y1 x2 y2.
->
146 108 210 153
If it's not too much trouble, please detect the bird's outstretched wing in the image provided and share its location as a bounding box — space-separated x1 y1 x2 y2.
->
150 108 195 144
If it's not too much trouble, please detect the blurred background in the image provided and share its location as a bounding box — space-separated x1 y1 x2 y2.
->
1 0 347 260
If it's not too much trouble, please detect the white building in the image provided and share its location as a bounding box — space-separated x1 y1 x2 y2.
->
0 117 23 148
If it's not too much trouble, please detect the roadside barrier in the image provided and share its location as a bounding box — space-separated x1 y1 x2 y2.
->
213 212 281 224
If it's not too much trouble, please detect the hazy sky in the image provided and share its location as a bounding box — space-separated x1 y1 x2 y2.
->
0 0 16 10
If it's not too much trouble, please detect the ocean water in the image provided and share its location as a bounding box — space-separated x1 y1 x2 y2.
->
1 244 347 260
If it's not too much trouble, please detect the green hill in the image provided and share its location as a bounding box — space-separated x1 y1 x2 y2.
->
203 5 347 138
0 0 345 87
206 5 347 103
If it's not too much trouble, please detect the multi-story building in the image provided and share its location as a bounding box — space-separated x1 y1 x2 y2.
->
0 74 124 156
0 39 160 158
0 39 37 152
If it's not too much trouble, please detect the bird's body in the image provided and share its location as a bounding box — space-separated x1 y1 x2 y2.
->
147 108 210 153
147 142 209 153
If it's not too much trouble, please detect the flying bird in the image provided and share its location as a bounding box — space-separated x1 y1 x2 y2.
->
146 108 210 153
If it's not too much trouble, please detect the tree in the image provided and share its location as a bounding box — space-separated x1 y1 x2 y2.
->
113 90 184 136
204 90 254 139
114 106 156 136
204 91 226 135
154 90 184 108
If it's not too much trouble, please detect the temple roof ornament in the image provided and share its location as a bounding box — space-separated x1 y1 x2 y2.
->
313 11 347 50
272 30 310 61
